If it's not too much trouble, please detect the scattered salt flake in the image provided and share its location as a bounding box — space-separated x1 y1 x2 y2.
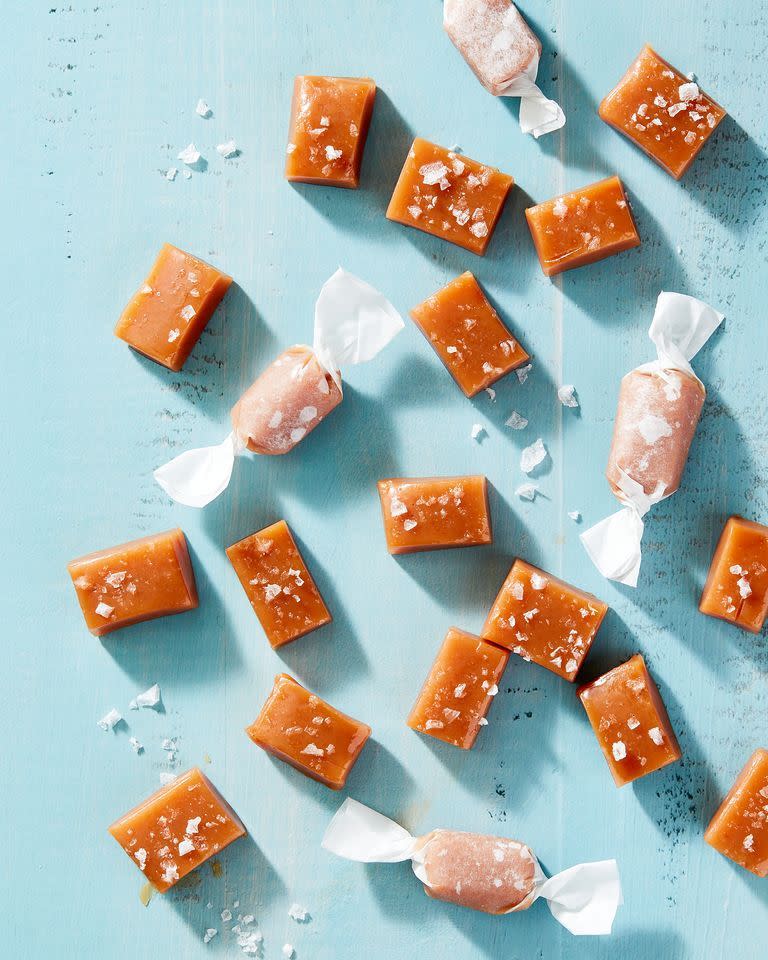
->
478 717 488 726
300 743 325 756
186 816 201 835
425 719 444 730
627 716 640 730
612 741 627 761
471 423 486 441
530 573 549 591
485 387 496 401
515 483 538 501
134 848 147 869
553 198 568 219
648 727 664 746
557 384 579 408
183 169 192 180
511 582 524 601
469 221 488 238
264 583 281 603
743 834 754 851
737 576 752 599
390 496 407 518
324 145 343 161
505 411 528 430
159 772 177 785
165 167 178 181
729 564 743 574
221 909 233 922
454 683 467 698
168 328 180 343
419 161 449 185
135 683 162 710
520 438 547 474
196 99 212 118
678 82 700 102
177 143 201 165
178 838 195 856
181 304 196 321
203 929 218 944
486 684 499 696
407 204 422 219
95 601 114 618
129 736 143 754
282 945 295 959
216 139 238 158
565 658 578 674
403 519 418 531
288 903 310 922
97 708 122 731
568 510 581 522
516 364 532 384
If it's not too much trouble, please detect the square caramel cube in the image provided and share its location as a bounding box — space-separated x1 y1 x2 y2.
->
525 175 640 277
699 516 768 634
246 674 371 790
377 476 492 554
386 138 513 255
482 559 608 681
115 244 232 371
410 272 530 397
108 768 246 892
599 45 726 180
578 654 681 787
705 749 768 877
67 528 198 636
226 520 332 648
407 627 509 749
285 75 377 188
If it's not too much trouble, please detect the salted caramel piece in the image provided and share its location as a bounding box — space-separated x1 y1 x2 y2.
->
386 138 513 255
285 76 376 188
246 674 370 790
607 366 704 499
578 654 681 787
226 520 331 648
599 45 726 180
482 559 607 681
443 0 540 97
108 768 245 892
115 244 232 371
67 528 198 636
377 476 492 554
525 176 640 277
407 627 509 749
418 829 536 912
705 749 768 877
231 345 342 455
700 517 768 634
410 272 530 397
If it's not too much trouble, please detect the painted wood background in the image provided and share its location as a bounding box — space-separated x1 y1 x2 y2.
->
2 1 766 957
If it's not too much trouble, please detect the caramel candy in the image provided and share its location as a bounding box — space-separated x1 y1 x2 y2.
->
607 367 704 499
443 0 540 96
700 516 768 633
387 138 513 255
705 749 768 877
67 528 198 636
285 76 376 189
377 476 492 554
525 176 640 277
407 627 509 749
231 345 342 454
226 520 331 648
115 244 232 371
246 674 370 790
578 654 681 786
482 559 607 681
418 830 536 912
410 272 530 397
599 45 726 180
108 768 245 892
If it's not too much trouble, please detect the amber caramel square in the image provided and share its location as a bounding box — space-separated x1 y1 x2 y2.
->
700 516 768 634
705 749 768 877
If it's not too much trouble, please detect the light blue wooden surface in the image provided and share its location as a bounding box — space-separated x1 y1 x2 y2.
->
2 1 766 957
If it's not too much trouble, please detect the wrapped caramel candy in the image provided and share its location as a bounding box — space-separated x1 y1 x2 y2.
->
154 269 403 506
581 293 724 586
443 0 565 138
322 799 621 934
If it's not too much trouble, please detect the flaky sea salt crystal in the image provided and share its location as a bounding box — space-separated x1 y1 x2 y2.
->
471 423 486 441
419 161 449 185
568 510 581 522
530 573 548 591
470 221 488 238
558 384 579 408
515 483 538 501
129 736 143 753
612 741 627 761
487 684 499 696
516 364 532 384
178 838 195 856
520 438 547 474
678 82 699 102
648 727 664 745
135 683 162 709
203 929 217 943
95 601 114 618
183 169 192 180
505 411 528 430
98 708 122 731
553 198 568 219
178 143 201 165
485 387 496 401
288 903 310 922
264 583 281 603
511 582 524 601
216 139 238 158
221 909 233 922
737 576 752 598
301 743 325 756
627 716 640 730
390 496 407 517
478 717 488 726
324 145 343 161
403 519 418 531
282 945 295 959
165 167 178 181
196 99 212 118
743 834 754 851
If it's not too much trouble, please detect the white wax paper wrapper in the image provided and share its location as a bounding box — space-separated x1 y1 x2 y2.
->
581 292 724 586
154 269 403 508
322 799 621 936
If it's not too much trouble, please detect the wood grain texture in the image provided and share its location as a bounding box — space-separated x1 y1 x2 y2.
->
1 1 766 957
